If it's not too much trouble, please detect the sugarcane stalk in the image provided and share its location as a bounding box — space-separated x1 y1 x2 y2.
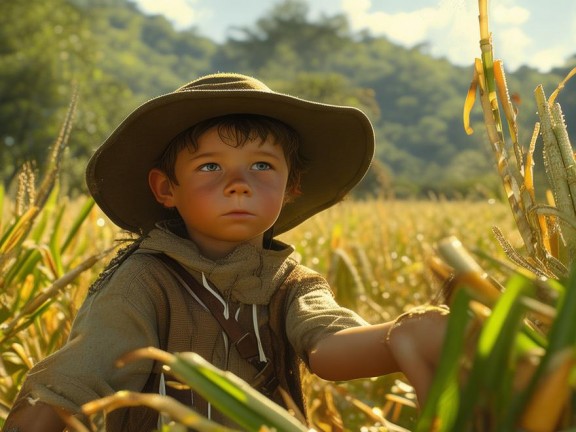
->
535 85 576 263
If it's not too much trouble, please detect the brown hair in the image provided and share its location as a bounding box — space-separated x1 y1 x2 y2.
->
155 114 305 200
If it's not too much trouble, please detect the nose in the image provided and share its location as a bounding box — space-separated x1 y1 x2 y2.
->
224 176 252 197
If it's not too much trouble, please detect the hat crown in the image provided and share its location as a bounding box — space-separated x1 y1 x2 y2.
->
178 73 273 93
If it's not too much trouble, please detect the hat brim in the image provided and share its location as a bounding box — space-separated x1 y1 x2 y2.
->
86 89 374 235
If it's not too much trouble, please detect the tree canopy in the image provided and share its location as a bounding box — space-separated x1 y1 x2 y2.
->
2 0 575 198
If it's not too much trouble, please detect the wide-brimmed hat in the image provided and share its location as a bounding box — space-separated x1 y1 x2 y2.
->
86 73 374 235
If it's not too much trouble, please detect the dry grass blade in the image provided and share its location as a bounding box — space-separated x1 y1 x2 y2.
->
548 66 576 105
518 348 574 432
0 246 116 342
491 226 555 279
494 61 520 156
35 87 78 210
83 391 236 432
330 384 412 432
0 209 40 291
463 66 479 135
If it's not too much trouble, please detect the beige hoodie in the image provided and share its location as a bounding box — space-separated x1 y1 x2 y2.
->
12 222 367 430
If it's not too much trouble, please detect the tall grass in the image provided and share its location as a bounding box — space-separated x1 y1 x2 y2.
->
279 199 519 431
0 185 516 430
0 95 524 430
0 97 118 422
5 1 575 427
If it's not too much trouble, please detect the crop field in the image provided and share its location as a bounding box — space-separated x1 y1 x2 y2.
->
0 190 521 430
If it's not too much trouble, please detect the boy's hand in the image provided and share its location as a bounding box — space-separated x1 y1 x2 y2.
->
385 305 449 404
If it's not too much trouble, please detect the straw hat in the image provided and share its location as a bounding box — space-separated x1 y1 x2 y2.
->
86 73 374 235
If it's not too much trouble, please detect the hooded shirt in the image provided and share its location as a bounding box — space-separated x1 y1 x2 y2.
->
11 222 368 429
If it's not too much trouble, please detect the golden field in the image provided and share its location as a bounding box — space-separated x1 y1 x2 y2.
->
0 192 521 429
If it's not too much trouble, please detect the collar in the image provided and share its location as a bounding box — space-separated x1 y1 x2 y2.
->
139 221 298 304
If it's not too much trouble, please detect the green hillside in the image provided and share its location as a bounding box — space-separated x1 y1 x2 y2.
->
2 0 575 197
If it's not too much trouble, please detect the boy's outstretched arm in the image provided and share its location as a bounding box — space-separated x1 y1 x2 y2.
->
3 402 66 432
308 306 448 404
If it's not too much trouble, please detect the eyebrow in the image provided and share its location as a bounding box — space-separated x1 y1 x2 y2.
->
251 149 284 160
189 148 284 161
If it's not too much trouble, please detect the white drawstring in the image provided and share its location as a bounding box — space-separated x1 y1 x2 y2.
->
199 272 228 420
159 372 166 396
157 373 170 428
252 304 267 362
176 272 266 420
202 273 229 319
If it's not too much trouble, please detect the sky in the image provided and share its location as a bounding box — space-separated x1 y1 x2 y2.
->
131 0 576 73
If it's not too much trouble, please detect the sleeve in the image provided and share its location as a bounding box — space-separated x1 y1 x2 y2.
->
12 255 163 417
284 266 369 364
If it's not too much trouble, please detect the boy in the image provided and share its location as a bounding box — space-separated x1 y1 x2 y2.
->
4 73 448 431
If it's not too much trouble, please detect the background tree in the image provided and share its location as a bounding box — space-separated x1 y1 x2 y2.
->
2 0 574 198
0 0 89 183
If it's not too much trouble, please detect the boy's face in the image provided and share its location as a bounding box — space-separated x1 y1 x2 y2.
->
152 126 289 260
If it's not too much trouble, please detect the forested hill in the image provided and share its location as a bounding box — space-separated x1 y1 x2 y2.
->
3 0 576 197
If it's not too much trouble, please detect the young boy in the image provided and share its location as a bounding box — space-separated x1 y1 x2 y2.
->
4 73 448 431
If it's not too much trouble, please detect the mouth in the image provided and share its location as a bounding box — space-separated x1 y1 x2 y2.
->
223 210 254 217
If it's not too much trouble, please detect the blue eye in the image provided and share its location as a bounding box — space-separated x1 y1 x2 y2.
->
200 163 220 172
253 162 271 170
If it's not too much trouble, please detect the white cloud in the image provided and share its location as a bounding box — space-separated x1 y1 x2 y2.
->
488 2 532 70
531 46 574 71
342 0 446 46
431 0 479 65
339 0 571 71
134 0 207 29
492 4 530 26
342 0 480 66
492 27 532 70
570 12 576 45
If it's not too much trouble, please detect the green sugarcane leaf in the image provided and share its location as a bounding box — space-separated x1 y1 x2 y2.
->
61 197 95 254
417 288 471 432
0 207 37 255
169 351 308 432
454 275 531 430
513 268 576 423
547 270 576 352
479 276 533 383
48 204 66 278
0 183 5 231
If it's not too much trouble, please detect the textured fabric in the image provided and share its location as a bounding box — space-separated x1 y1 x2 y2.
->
12 223 368 430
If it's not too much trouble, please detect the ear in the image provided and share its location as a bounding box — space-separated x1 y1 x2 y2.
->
283 185 301 205
149 168 176 208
